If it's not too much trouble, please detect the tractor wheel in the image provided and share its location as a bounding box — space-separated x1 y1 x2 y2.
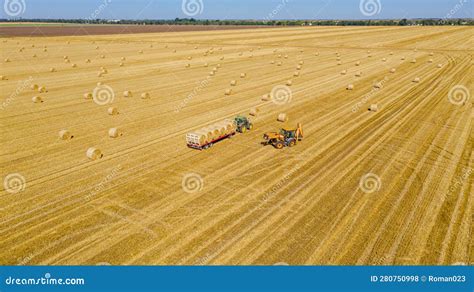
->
289 140 296 147
248 124 253 130
275 142 284 149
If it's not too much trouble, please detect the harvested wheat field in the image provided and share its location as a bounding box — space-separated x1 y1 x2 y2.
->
0 26 472 266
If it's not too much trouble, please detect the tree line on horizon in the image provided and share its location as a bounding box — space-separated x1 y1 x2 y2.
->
1 18 472 26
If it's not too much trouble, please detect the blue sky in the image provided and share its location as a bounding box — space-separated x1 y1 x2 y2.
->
1 0 472 20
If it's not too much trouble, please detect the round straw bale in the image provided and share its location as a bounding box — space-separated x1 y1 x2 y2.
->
141 92 150 99
413 77 420 83
341 70 347 75
355 71 362 77
374 82 383 89
86 147 103 160
240 73 246 78
0 75 6 80
230 80 237 86
38 86 47 93
209 71 215 76
225 89 232 96
298 61 304 65
220 56 224 60
315 52 319 56
270 60 275 64
123 91 133 97
217 64 221 68
347 84 354 90
277 61 282 66
185 63 190 68
390 68 396 73
32 96 43 103
411 59 417 63
50 67 56 72
84 92 93 99
100 55 105 59
278 54 282 58
71 63 77 68
294 71 300 77
64 59 70 63
31 84 39 90
59 130 73 140
284 55 288 59
4 58 10 62
277 113 288 122
429 52 434 56
187 56 192 60
286 80 293 86
108 128 122 138
121 57 126 61
204 63 209 67
249 108 259 116
428 59 433 63
337 61 342 65
108 107 118 115
261 94 270 101
355 61 361 66
437 64 442 68
119 62 124 67
369 104 378 112
296 65 302 70
382 58 387 62
401 56 406 60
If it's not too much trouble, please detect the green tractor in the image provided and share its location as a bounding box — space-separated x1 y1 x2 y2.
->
234 116 253 133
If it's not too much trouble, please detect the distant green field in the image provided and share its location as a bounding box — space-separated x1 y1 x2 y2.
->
0 23 112 27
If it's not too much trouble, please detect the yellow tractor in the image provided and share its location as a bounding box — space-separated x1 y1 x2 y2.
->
262 123 303 149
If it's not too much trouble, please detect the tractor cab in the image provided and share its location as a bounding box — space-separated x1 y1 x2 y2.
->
263 123 304 149
234 116 253 133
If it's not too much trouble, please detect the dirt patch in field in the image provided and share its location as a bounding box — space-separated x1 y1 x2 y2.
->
0 24 273 37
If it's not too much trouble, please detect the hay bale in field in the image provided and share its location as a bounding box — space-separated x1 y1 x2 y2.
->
284 55 289 59
249 108 259 116
277 113 288 122
108 107 118 115
85 59 91 63
347 84 354 90
262 94 270 101
38 86 47 93
336 57 341 61
32 96 43 103
341 70 347 75
382 58 387 62
355 61 361 66
225 89 232 96
374 82 383 89
413 77 420 83
84 92 93 99
428 59 433 63
119 62 124 67
64 59 70 63
299 61 304 65
187 56 192 60
63 56 68 59
86 147 103 160
240 73 246 78
294 71 300 77
401 56 406 60
217 64 221 68
212 67 218 72
367 50 371 54
59 130 73 140
123 91 133 97
390 52 394 55
4 58 11 62
209 71 215 76
286 80 293 86
0 75 6 80
141 92 150 99
230 80 237 86
31 84 39 90
238 52 243 56
296 65 302 70
32 54 37 58
108 128 122 138
437 64 443 68
411 59 417 63
204 63 209 67
43 48 47 52
95 46 99 50
98 72 104 77
100 55 105 59
185 63 191 68
220 56 224 60
138 50 143 54
277 61 282 66
367 54 372 58
278 54 282 58
315 52 319 56
71 63 77 68
50 67 56 72
249 54 253 58
270 60 275 64
121 57 126 61
337 61 342 65
369 104 378 112
355 71 362 77
390 68 396 73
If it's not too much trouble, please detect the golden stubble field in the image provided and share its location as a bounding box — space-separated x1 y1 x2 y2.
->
0 26 472 265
